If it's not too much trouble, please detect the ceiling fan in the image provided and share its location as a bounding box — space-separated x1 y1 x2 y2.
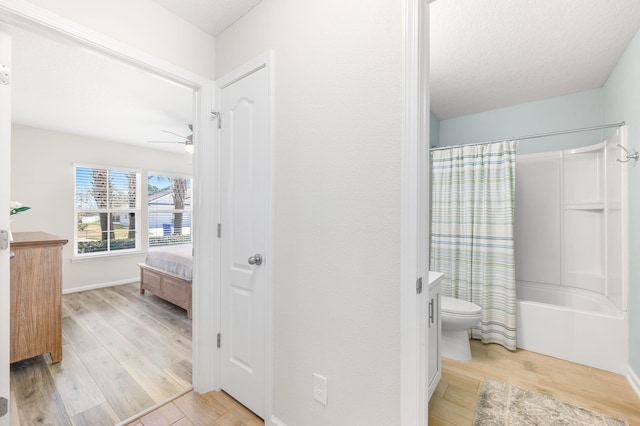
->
148 124 193 153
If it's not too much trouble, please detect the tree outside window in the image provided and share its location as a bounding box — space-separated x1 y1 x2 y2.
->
148 174 192 246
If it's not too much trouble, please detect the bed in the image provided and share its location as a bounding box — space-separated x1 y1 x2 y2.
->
139 244 192 319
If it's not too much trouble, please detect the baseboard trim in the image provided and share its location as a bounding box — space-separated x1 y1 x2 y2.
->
270 415 289 426
627 364 640 400
62 278 138 294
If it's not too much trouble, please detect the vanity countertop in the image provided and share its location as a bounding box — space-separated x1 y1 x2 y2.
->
428 271 444 290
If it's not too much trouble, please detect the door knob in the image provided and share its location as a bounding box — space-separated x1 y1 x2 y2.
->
248 254 263 266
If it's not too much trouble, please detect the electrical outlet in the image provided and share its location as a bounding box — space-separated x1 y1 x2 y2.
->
313 373 328 405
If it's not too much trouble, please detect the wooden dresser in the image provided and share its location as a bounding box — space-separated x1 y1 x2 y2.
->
10 232 68 364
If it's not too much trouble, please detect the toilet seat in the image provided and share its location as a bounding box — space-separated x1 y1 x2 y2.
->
441 296 482 316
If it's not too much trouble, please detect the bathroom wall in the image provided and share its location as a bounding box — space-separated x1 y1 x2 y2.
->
430 111 440 147
439 88 604 154
603 28 640 384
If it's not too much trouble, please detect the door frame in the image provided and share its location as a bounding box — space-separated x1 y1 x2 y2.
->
401 0 430 424
0 0 220 397
0 23 11 426
214 51 275 423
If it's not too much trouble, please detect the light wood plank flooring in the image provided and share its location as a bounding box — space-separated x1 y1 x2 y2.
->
132 338 640 426
127 390 263 426
429 339 640 425
10 283 193 426
13 287 640 425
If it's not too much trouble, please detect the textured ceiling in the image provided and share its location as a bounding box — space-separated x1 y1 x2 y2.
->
430 0 640 120
152 0 263 37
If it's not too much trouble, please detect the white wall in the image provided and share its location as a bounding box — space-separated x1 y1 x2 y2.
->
21 0 216 79
603 29 640 383
215 0 403 424
439 89 604 154
11 124 192 291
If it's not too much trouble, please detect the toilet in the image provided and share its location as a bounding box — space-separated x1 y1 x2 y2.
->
441 296 482 361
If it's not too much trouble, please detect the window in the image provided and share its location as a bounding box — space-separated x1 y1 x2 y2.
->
148 174 192 246
75 166 141 256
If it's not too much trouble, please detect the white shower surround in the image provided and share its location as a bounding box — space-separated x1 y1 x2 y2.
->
514 129 628 374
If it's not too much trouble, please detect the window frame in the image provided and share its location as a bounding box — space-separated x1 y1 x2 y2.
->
73 163 142 258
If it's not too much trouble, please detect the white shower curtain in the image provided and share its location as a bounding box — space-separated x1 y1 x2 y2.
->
430 140 517 351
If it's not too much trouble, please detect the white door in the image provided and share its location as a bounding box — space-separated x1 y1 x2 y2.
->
0 25 12 426
219 65 269 418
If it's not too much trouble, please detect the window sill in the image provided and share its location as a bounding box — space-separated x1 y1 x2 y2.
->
71 250 148 263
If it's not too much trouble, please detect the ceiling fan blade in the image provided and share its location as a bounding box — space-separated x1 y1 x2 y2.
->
161 129 188 139
147 140 185 144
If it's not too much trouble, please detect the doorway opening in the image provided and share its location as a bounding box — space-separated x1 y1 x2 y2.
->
0 16 213 420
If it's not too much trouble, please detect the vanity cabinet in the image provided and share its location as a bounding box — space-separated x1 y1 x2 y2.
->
428 272 443 400
10 232 68 364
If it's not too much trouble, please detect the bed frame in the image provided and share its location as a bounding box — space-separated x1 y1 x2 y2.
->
138 263 192 319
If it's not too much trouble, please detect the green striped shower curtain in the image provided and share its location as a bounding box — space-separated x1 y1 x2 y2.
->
430 140 517 350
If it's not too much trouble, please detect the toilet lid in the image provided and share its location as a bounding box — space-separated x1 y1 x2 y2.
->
441 296 482 315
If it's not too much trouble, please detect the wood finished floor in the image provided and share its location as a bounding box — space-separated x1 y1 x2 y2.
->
10 283 193 426
130 339 640 426
11 286 640 425
126 390 263 426
429 339 640 425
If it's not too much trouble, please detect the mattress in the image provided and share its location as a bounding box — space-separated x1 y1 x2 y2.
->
145 244 193 280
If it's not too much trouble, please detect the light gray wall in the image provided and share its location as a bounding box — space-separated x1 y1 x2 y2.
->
215 0 403 424
11 124 192 291
438 89 604 154
430 111 440 147
604 29 640 380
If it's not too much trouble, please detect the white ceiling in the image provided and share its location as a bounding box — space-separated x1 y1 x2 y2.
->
11 26 194 154
430 0 640 120
10 0 263 154
152 0 263 37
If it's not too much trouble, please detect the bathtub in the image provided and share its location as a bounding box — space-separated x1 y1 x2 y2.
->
516 281 628 374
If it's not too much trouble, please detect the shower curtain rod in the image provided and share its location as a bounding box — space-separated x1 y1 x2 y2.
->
429 121 626 152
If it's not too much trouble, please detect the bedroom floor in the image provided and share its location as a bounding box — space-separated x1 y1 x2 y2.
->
10 283 192 425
